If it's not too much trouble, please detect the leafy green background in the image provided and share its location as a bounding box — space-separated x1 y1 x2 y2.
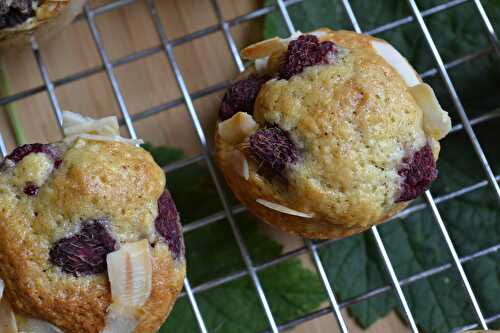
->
264 0 500 332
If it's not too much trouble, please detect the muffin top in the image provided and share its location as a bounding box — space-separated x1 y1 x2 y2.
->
216 29 451 234
0 112 185 332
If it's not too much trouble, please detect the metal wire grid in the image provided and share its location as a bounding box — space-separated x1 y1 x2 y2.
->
0 0 498 332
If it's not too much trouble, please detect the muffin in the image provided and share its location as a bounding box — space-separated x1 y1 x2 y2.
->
0 0 86 49
0 112 186 332
215 28 451 239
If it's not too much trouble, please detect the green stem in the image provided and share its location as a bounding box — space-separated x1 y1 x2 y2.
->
0 60 26 146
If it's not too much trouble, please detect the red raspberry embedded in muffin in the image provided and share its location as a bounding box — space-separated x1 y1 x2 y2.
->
23 183 39 196
249 126 298 178
6 143 62 168
155 190 184 260
219 75 269 120
396 144 438 202
49 220 117 277
0 0 35 29
280 35 338 79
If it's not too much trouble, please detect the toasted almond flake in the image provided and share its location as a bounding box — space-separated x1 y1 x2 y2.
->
101 315 138 333
62 110 93 128
309 28 334 41
409 83 451 140
256 199 314 218
62 111 143 146
240 37 286 60
310 30 327 38
63 116 120 137
103 240 152 333
226 150 249 180
0 298 18 333
242 29 333 62
254 56 270 74
65 134 144 146
242 157 249 180
428 137 441 159
218 112 258 144
371 40 421 87
16 316 63 333
0 279 4 300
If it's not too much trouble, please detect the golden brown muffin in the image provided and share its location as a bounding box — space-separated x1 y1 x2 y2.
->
215 28 451 239
0 112 185 332
0 0 85 49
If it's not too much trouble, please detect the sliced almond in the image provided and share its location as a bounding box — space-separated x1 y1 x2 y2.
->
103 239 153 333
65 134 144 146
310 30 328 38
0 279 4 300
16 316 63 333
254 56 270 74
218 112 258 144
409 83 451 140
63 116 120 137
62 110 94 128
256 199 314 218
370 40 421 87
240 37 286 60
226 150 249 180
310 28 335 41
101 315 138 333
0 298 18 333
62 111 143 146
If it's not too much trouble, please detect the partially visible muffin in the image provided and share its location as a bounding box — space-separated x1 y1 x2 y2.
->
215 28 451 239
0 0 85 49
0 112 186 332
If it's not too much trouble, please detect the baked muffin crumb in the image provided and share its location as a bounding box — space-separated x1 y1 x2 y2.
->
215 29 451 239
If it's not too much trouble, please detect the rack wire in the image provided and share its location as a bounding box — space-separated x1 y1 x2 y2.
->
0 0 499 332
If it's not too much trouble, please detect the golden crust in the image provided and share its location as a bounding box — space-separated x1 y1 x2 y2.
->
134 245 185 333
0 140 185 332
0 0 86 50
216 29 440 239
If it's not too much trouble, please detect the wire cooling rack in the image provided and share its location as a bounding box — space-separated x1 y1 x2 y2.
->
0 0 499 332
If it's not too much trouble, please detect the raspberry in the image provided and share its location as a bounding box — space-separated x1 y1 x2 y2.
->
50 220 117 276
23 183 39 196
219 75 269 120
5 143 62 168
249 126 298 178
0 0 34 29
155 191 184 259
396 144 438 202
280 35 338 79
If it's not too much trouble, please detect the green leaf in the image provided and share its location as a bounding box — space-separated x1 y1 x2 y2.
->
142 143 326 332
161 259 326 333
141 143 184 167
